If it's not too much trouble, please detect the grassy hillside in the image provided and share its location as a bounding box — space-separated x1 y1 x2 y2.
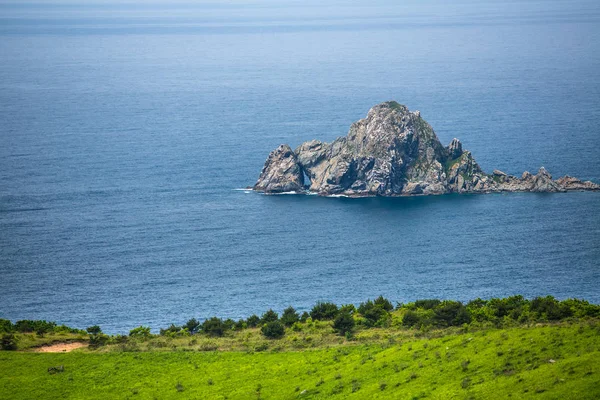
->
2 297 599 399
1 321 599 399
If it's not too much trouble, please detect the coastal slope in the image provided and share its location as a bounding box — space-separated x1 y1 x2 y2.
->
254 101 599 196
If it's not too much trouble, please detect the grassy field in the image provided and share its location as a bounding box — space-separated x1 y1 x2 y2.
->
1 321 599 399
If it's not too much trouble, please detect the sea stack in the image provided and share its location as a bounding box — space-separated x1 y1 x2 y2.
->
254 101 600 196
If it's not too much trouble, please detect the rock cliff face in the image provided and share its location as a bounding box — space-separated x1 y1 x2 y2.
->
254 101 600 196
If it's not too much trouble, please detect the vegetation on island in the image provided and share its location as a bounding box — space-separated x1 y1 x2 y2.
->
1 295 599 399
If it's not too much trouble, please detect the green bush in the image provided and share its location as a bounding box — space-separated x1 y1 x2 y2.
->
14 320 56 334
402 310 421 327
261 309 279 324
0 333 17 350
412 299 441 310
488 295 528 320
159 324 182 336
374 296 394 312
261 321 285 339
0 319 13 333
184 318 200 335
129 326 152 339
234 319 246 331
310 302 339 321
246 315 260 328
89 333 109 348
339 304 356 314
530 296 572 321
223 319 236 331
300 312 310 322
281 306 300 327
357 300 389 327
333 312 355 336
202 318 225 337
432 301 471 327
86 325 102 335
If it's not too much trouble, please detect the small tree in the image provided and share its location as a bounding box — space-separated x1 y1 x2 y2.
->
310 302 339 321
333 312 355 336
159 324 182 336
202 317 225 337
281 306 300 327
0 333 17 350
0 319 14 333
433 301 471 327
261 321 285 339
402 310 421 327
87 325 108 348
339 304 356 314
300 312 310 323
86 325 102 335
184 318 201 335
234 319 246 331
261 309 279 324
358 300 389 327
129 326 152 339
374 296 394 312
246 315 260 328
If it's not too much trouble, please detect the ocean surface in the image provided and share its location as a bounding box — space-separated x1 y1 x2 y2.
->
1 0 600 333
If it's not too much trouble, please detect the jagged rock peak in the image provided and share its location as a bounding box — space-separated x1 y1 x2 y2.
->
253 102 600 196
447 138 463 159
253 144 304 193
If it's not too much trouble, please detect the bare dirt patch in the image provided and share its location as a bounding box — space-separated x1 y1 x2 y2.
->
34 342 88 352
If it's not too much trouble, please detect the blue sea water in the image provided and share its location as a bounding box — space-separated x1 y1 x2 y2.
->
1 0 599 333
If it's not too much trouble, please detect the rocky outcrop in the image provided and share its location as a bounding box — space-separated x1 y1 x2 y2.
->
253 101 600 196
254 144 304 193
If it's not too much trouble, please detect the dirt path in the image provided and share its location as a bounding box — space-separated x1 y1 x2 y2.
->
34 342 88 352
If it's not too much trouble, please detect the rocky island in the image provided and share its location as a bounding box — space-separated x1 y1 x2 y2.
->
254 101 599 196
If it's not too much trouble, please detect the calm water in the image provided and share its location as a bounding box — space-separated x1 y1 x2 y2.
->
1 0 599 333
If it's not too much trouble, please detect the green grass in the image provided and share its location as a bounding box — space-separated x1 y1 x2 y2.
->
1 322 598 399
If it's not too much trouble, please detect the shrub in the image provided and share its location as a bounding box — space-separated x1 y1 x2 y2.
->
300 311 310 322
261 321 285 339
374 296 394 312
402 310 421 327
246 315 260 328
0 319 13 333
281 306 300 327
184 318 201 335
333 312 355 336
160 324 182 336
234 319 246 330
202 318 225 337
413 299 441 310
89 333 109 348
261 309 279 324
223 319 236 331
433 301 471 327
129 326 152 339
358 300 389 327
488 296 528 320
339 304 356 314
562 298 600 318
86 325 102 335
1 333 17 350
14 320 56 334
530 296 572 321
310 302 339 321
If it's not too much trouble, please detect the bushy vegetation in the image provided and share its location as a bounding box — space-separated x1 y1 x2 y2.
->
2 296 599 349
333 312 355 336
310 301 339 320
261 321 285 339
